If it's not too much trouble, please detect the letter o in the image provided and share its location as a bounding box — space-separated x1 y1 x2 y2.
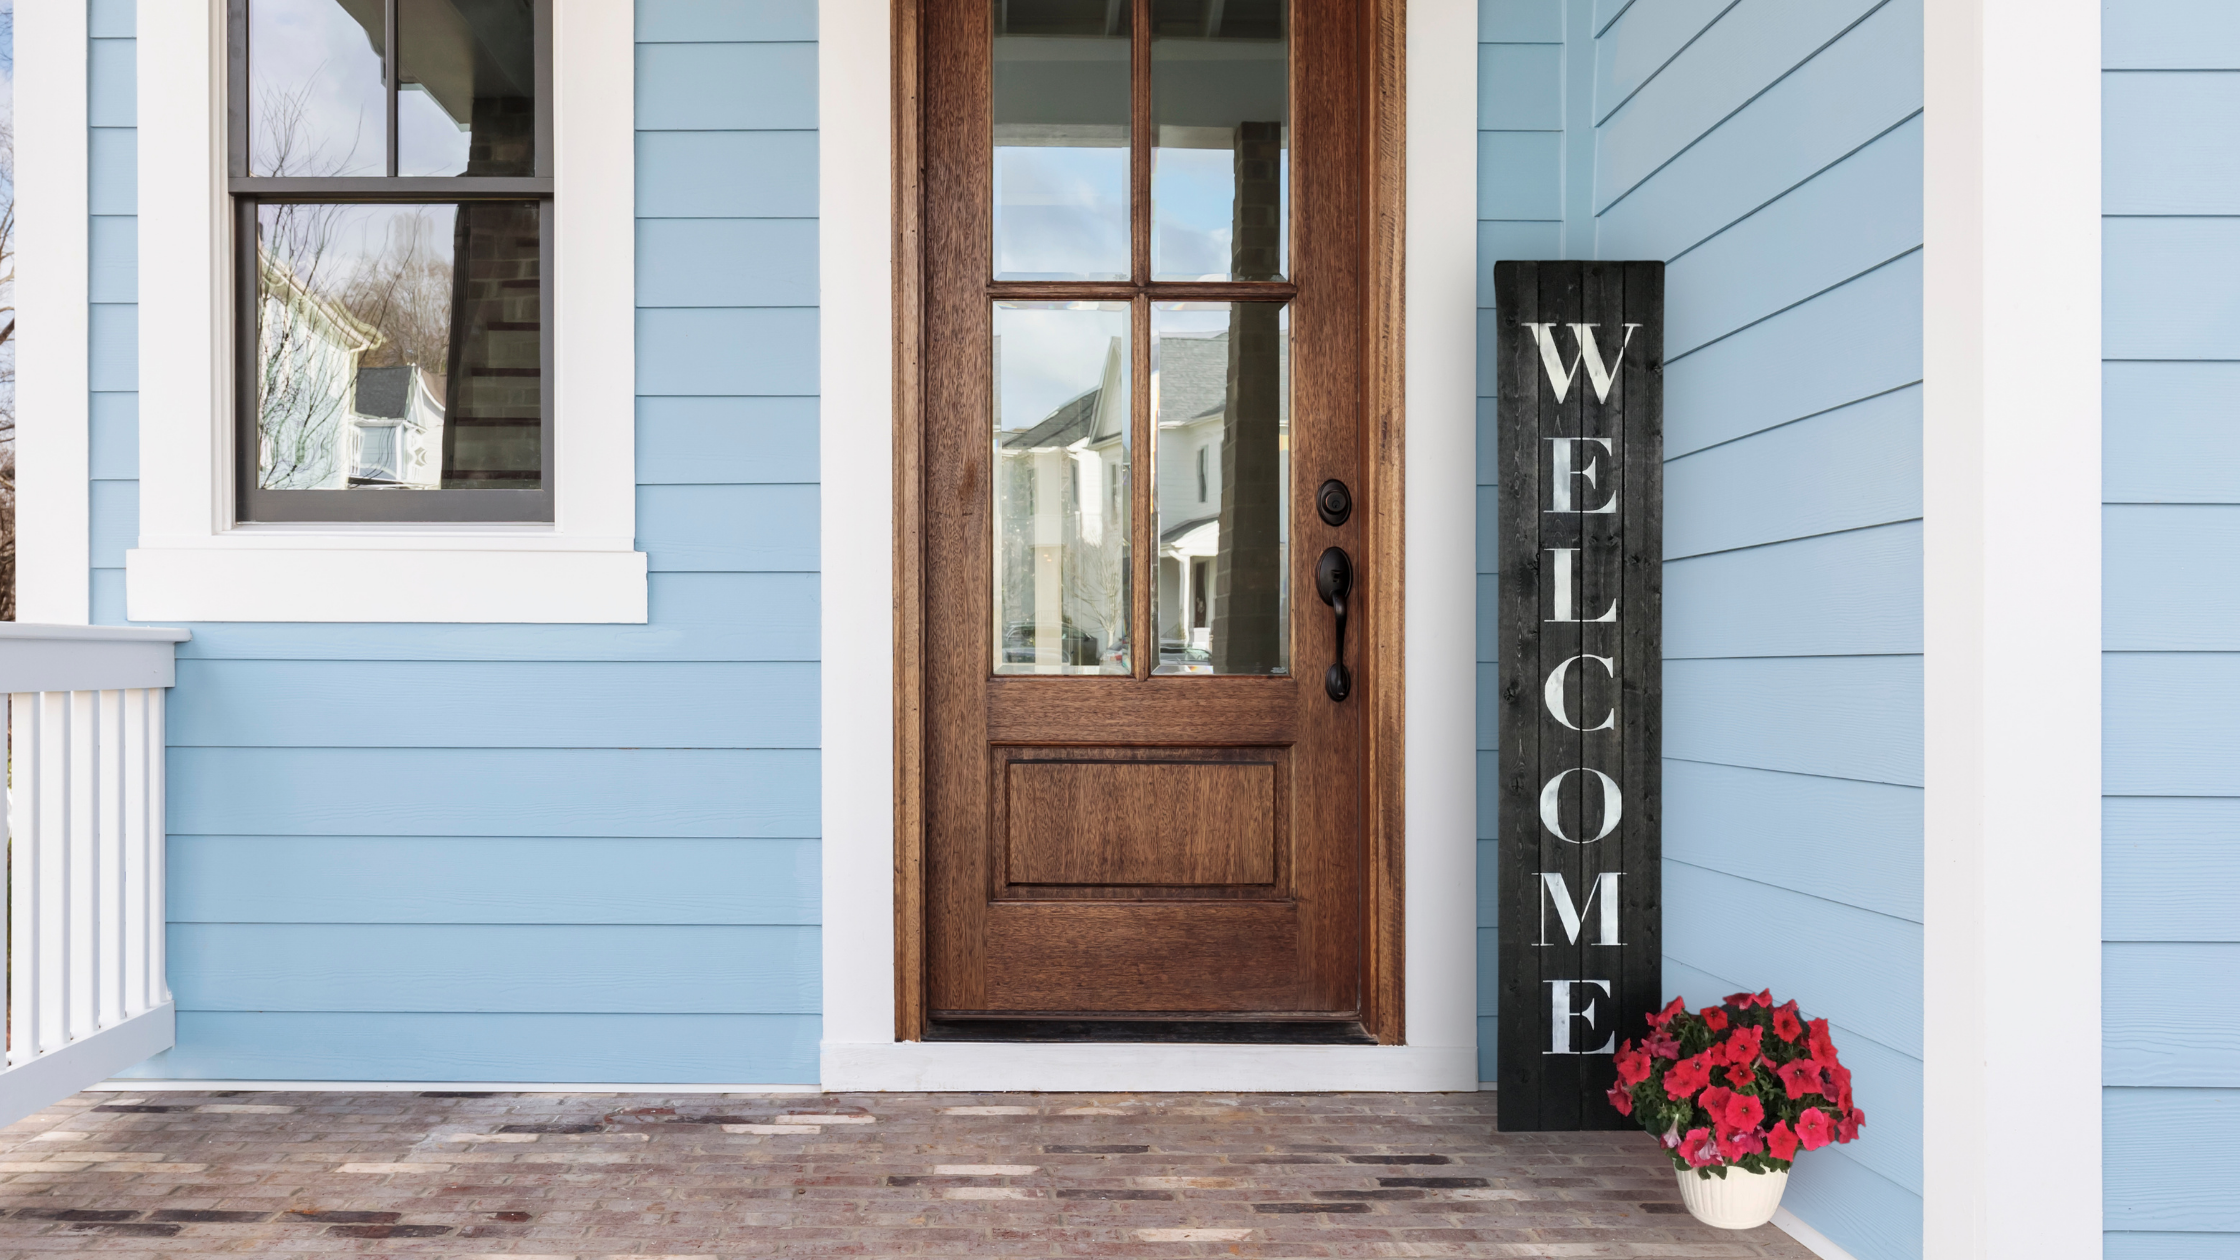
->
1538 767 1624 845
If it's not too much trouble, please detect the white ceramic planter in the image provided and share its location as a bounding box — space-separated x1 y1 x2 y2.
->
1675 1166 1790 1229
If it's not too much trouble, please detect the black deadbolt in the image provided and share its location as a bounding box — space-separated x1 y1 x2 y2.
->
1316 479 1353 527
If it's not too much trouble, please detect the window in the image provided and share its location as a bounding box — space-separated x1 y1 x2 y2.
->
231 0 553 523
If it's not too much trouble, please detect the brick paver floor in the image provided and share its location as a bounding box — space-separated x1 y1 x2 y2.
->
0 1089 1818 1257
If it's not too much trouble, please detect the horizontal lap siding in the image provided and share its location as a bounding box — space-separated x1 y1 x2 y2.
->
1600 3 1923 1256
108 0 827 1084
2103 2 2240 1245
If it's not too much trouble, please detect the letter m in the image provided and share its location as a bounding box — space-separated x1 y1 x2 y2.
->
1537 871 1622 946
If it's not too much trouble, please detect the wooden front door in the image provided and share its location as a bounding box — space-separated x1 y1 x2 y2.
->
904 0 1395 1031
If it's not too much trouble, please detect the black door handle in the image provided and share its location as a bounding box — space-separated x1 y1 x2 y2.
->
1315 546 1353 701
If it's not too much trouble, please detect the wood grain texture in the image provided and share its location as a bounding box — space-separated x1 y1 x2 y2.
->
901 0 1399 1030
2105 1088 2240 1231
1004 760 1276 886
167 924 821 1013
1362 0 1409 1046
893 0 929 1040
2105 943 2240 1085
972 903 1309 1013
2106 798 2240 942
167 836 821 926
167 660 819 749
1492 261 1663 1130
1664 864 1922 1057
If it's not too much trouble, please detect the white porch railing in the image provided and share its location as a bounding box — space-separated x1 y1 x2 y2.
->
0 623 190 1127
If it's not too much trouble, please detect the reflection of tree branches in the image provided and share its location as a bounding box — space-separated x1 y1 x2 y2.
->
250 84 452 490
254 64 375 179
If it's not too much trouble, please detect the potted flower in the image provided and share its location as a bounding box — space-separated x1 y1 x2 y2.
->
1606 990 1866 1230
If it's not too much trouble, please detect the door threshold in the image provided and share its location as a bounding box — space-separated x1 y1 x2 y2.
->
924 1019 1378 1045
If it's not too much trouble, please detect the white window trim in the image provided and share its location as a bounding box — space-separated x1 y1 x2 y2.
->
128 0 645 624
816 0 1480 1091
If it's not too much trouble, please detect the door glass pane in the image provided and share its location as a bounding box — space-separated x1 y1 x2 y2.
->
993 0 1132 280
1153 302 1288 675
1151 0 1288 281
994 302 1133 675
253 201 543 491
398 0 539 177
249 0 389 177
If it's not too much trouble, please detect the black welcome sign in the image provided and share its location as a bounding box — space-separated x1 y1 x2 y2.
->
1494 261 1664 1131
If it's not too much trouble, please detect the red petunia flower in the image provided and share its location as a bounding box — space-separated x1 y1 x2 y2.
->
1718 1126 1767 1161
1644 1026 1681 1058
1720 1091 1765 1133
1724 990 1773 1010
1796 1107 1836 1151
1825 1062 1854 1109
1699 1086 1734 1125
1836 1107 1864 1143
1615 1044 1653 1087
1701 1007 1730 1031
1679 1127 1722 1168
1767 1120 1800 1161
1773 1006 1805 1042
1664 1054 1713 1100
1776 1058 1825 1100
1606 1082 1634 1117
1647 996 1688 1029
1723 1026 1765 1066
1724 1063 1756 1089
1808 1018 1838 1064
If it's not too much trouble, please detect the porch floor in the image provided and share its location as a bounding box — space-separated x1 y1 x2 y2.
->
0 1088 1817 1257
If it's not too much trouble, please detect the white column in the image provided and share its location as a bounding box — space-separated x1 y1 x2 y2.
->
15 1 93 624
1923 2 2102 1258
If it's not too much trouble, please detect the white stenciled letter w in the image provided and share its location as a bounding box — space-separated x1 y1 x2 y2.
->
1525 322 1641 405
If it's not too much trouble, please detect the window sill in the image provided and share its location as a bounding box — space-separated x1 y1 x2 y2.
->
124 544 648 623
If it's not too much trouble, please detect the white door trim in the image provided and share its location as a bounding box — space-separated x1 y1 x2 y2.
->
816 0 1481 1092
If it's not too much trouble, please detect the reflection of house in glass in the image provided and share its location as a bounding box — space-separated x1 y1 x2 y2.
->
254 251 446 491
995 336 1130 673
1154 328 1289 673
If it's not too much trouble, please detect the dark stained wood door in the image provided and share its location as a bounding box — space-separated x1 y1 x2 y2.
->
913 0 1377 1024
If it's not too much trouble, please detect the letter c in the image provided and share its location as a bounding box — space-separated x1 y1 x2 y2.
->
1543 654 1616 731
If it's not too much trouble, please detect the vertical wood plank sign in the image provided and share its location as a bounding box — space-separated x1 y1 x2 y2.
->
1494 262 1664 1131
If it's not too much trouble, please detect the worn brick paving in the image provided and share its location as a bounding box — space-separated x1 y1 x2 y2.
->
0 1089 1816 1257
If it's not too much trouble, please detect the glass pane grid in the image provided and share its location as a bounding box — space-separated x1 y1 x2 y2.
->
986 0 1293 679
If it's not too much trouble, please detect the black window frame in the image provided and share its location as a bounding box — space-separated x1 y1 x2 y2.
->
227 0 556 524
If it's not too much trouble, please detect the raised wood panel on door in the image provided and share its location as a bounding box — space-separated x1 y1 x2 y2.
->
1004 758 1279 888
906 0 1395 1028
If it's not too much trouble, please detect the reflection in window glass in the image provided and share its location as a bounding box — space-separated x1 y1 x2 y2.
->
993 0 1132 280
993 302 1132 674
1151 0 1288 281
1154 303 1288 675
399 0 539 177
250 0 389 177
254 202 543 492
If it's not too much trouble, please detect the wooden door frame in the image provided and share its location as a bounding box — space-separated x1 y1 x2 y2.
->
890 0 1409 1045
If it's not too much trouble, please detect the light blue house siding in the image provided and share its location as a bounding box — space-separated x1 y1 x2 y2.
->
2102 3 2240 1253
1478 3 1924 1258
90 0 826 1083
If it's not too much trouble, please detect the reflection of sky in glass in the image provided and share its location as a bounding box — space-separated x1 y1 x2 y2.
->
251 0 387 177
398 85 471 176
1152 149 1232 280
994 147 1130 280
995 302 1130 430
